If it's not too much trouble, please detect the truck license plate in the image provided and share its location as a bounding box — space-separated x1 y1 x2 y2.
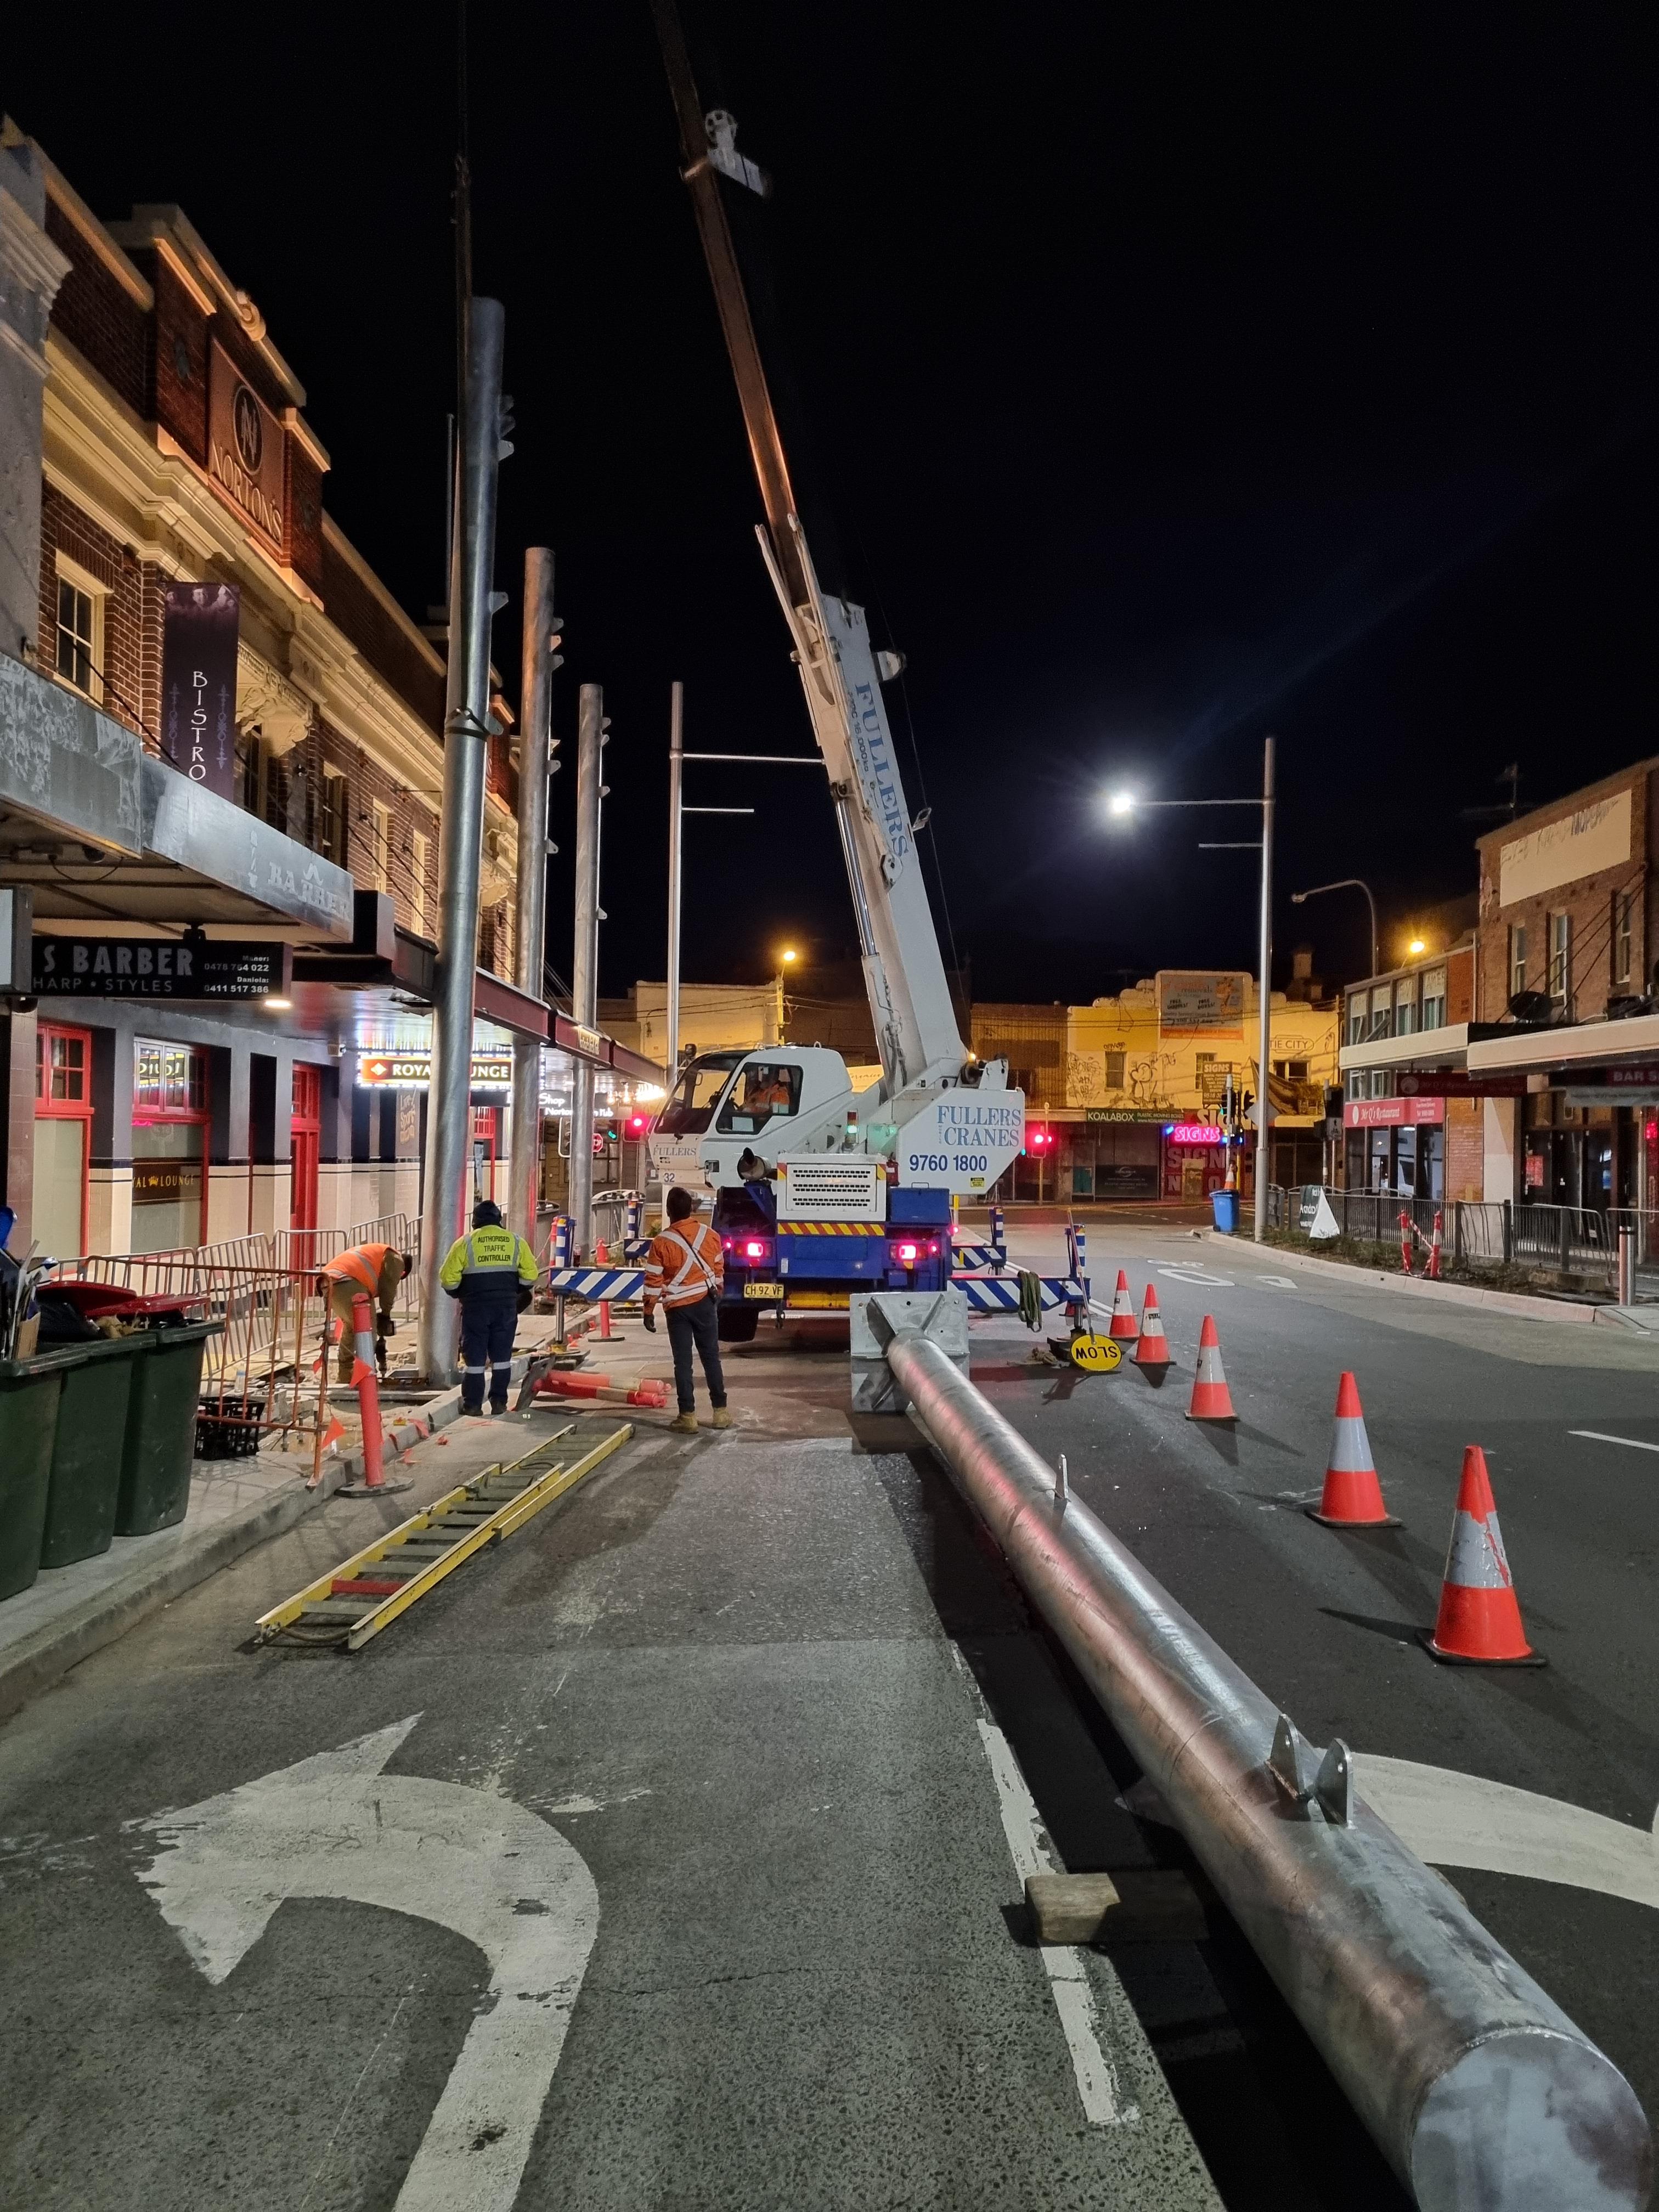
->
743 1282 785 1301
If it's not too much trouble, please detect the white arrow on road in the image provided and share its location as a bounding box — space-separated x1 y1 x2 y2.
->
1354 1753 1659 1911
133 1715 598 2212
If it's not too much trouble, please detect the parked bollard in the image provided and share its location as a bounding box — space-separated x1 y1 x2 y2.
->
1619 1222 1635 1306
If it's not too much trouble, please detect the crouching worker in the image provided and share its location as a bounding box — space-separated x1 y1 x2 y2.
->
319 1243 413 1383
644 1187 732 1434
438 1200 539 1415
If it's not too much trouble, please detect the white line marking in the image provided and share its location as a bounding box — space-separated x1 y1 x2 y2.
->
1158 1266 1233 1288
1569 1431 1659 1455
133 1717 599 2212
975 1717 1137 2125
1355 1753 1659 1910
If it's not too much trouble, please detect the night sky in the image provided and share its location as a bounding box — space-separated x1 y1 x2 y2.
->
15 6 1656 1004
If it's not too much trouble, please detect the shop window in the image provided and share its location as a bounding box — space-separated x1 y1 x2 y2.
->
1613 893 1633 985
33 1024 93 1259
1420 968 1447 1030
411 827 430 937
131 1040 210 1255
319 764 348 867
1548 911 1571 1009
55 572 102 701
1508 923 1527 1001
1104 1049 1125 1090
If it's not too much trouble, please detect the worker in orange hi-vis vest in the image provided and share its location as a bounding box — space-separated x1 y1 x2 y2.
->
318 1242 412 1384
642 1187 732 1435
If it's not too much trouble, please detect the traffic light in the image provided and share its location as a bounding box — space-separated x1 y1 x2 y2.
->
624 1109 651 1139
1026 1125 1053 1154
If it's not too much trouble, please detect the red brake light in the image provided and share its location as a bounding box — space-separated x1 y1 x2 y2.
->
893 1239 921 1265
744 1239 766 1259
722 1238 733 1251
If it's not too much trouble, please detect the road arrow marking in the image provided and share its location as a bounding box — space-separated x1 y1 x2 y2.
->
1353 1753 1659 1911
132 1715 598 2211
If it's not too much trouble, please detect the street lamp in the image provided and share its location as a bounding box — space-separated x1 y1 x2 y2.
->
1290 877 1378 984
1105 736 1277 1243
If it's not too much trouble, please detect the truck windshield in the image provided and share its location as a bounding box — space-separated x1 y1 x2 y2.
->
655 1052 744 1135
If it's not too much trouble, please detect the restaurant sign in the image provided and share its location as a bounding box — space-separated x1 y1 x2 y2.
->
32 935 287 998
1344 1097 1446 1128
359 1052 515 1090
208 343 285 548
160 582 240 799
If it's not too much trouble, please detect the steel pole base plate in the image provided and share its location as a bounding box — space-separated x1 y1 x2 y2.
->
337 1475 416 1499
1418 1628 1547 1667
1305 1507 1402 1530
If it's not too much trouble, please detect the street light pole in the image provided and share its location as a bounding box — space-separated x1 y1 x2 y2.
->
1104 732 1278 1243
665 680 684 1082
1291 877 1377 984
1254 735 1275 1245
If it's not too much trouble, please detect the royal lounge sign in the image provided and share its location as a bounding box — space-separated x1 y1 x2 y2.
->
358 1052 515 1091
161 582 240 798
208 343 285 549
32 935 287 999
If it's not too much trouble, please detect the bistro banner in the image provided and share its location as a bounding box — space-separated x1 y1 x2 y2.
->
161 583 240 798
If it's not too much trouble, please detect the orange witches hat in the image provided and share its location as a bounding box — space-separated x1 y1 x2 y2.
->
1133 1285 1172 1370
1421 1446 1544 1666
1106 1270 1139 1341
1306 1372 1398 1528
1185 1315 1236 1421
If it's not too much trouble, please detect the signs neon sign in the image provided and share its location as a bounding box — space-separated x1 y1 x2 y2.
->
1166 1122 1224 1146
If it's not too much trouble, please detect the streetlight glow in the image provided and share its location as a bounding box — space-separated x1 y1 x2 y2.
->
1107 789 1136 818
781 946 798 965
1407 936 1426 957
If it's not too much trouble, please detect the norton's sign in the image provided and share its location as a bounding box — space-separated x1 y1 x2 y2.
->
208 343 285 548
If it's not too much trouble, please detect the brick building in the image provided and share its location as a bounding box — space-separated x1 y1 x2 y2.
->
1464 763 1659 1209
0 125 654 1262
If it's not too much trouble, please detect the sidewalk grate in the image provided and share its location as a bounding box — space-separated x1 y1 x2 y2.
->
251 1418 633 1651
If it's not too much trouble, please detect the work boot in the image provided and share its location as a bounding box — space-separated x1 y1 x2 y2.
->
707 1407 733 1430
668 1410 698 1435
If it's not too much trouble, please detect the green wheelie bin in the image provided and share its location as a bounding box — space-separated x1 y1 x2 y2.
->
114 1321 222 1537
0 1348 81 1600
39 1333 154 1568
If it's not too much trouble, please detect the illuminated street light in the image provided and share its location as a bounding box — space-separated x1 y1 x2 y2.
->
780 946 798 965
1407 936 1426 958
1107 789 1136 818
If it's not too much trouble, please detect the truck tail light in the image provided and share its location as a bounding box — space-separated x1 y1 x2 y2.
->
891 1239 921 1266
741 1237 773 1263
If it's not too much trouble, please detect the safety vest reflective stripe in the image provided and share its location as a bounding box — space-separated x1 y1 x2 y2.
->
323 1244 393 1295
646 1226 720 1306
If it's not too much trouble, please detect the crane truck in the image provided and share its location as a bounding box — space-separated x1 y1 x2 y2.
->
646 3 1025 1341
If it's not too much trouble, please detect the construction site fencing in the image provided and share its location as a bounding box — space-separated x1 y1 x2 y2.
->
48 1213 423 1457
1267 1187 1659 1293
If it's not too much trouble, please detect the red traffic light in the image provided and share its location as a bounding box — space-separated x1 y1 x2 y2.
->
625 1110 651 1137
1026 1125 1053 1152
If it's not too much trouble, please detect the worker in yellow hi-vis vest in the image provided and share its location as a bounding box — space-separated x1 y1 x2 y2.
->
437 1200 539 1415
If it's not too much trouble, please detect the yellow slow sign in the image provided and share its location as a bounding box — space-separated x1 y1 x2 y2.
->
1069 1335 1122 1374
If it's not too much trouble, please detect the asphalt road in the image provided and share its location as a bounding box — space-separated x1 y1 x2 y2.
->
0 1390 1218 2212
977 1215 1659 2200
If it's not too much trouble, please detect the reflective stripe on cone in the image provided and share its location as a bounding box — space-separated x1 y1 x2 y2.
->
1133 1285 1172 1369
1307 1370 1398 1527
1107 1269 1139 1340
1421 1444 1543 1665
1185 1314 1237 1421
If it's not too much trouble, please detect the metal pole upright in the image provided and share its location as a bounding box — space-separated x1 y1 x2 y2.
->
1254 733 1276 1244
509 548 557 1249
666 680 684 1082
567 683 605 1261
418 297 506 1383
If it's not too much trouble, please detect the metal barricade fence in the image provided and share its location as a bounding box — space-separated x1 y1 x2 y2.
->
1267 1188 1659 1293
49 1213 422 1454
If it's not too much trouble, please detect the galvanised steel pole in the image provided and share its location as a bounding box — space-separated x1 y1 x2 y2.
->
879 1321 1651 2212
567 682 604 1261
418 297 506 1384
665 680 684 1082
509 548 557 1249
1254 733 1276 1243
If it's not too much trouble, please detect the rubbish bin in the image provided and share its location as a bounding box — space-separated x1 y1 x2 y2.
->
0 1349 80 1599
115 1321 222 1537
40 1334 153 1568
1210 1189 1240 1234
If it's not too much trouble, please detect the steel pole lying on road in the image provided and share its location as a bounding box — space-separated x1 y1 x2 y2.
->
878 1317 1652 2212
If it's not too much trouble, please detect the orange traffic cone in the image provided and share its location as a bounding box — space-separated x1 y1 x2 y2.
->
1133 1285 1172 1370
1421 1446 1544 1665
1306 1373 1398 1528
1185 1316 1237 1422
1106 1269 1139 1341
